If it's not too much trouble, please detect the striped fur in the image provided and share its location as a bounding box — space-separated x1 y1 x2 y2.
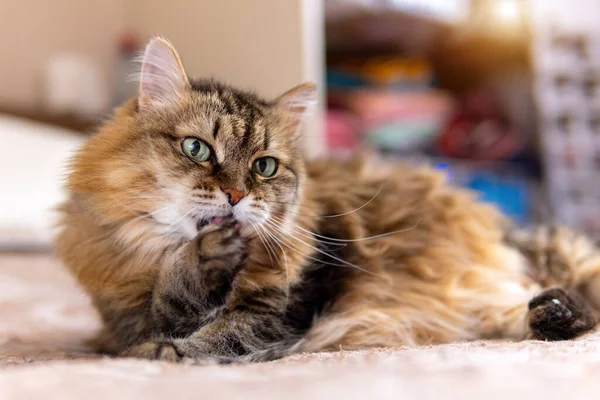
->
54 38 600 364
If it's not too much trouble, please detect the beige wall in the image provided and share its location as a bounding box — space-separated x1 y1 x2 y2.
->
0 0 324 151
0 0 319 107
0 0 124 109
127 0 306 99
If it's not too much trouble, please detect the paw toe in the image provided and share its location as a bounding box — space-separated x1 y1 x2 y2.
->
528 288 595 340
121 342 182 362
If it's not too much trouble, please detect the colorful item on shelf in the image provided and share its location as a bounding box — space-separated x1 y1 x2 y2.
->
343 90 454 125
391 156 536 225
467 173 530 225
341 89 455 152
360 57 433 88
327 70 369 90
437 92 521 161
327 57 434 91
325 110 358 152
364 118 441 151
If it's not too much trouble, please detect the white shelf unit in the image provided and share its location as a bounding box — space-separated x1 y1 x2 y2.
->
529 0 600 238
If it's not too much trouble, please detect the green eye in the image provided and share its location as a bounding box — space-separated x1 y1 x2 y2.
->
181 138 211 162
252 157 278 177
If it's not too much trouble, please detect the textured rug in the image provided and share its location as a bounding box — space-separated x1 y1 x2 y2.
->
2 254 600 400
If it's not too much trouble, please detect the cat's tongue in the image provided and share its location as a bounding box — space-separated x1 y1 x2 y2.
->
210 216 227 224
197 215 235 231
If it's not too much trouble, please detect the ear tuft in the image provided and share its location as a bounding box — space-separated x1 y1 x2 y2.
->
276 83 318 118
138 37 189 110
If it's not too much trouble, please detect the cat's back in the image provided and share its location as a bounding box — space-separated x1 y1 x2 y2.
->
303 153 510 268
305 154 507 233
298 155 525 350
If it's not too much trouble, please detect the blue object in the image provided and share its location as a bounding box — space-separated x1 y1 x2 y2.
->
326 71 368 89
433 163 453 180
466 173 529 225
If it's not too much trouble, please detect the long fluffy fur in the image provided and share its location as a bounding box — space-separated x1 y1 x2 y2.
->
54 38 600 363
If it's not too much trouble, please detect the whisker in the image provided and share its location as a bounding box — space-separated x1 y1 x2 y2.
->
253 219 291 301
264 184 384 219
164 207 196 236
264 219 382 278
130 194 165 200
269 208 320 218
270 214 421 244
251 219 278 265
249 219 276 268
265 220 381 276
126 203 177 223
261 200 321 210
191 201 219 207
268 215 346 248
322 185 383 219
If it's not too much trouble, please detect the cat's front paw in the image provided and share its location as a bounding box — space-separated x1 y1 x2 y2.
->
120 341 231 365
121 341 183 362
195 219 247 267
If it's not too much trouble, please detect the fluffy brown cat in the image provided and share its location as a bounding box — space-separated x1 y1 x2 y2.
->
55 37 600 363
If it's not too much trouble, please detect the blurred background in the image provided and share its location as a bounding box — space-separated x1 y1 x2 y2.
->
0 0 598 250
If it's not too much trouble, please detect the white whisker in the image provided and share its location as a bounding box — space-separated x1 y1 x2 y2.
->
271 214 420 244
323 185 384 219
265 184 384 219
249 219 275 267
264 219 383 278
269 215 346 248
125 203 177 223
164 207 195 236
252 219 291 302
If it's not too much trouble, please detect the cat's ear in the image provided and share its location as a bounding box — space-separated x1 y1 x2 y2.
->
276 82 318 120
138 37 189 110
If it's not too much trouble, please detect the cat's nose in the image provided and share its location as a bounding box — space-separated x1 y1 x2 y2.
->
222 188 247 206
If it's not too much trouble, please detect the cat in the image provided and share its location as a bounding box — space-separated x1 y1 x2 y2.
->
54 37 600 364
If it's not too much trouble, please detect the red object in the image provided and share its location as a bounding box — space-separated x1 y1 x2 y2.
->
117 32 141 54
326 111 358 151
437 92 521 161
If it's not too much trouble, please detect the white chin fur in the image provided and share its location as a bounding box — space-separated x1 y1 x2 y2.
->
232 196 269 226
179 219 199 240
152 194 271 241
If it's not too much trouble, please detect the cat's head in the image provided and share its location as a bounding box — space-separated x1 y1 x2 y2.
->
67 37 316 247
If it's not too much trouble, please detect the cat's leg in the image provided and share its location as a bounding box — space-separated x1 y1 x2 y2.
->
466 284 595 342
505 226 600 340
149 220 247 337
125 285 294 363
475 286 595 341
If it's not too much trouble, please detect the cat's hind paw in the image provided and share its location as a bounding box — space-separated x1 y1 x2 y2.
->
527 288 596 340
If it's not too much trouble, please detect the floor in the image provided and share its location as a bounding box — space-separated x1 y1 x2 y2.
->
2 254 600 399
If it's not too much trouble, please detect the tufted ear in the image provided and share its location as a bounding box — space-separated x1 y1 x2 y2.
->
276 82 317 120
138 37 189 110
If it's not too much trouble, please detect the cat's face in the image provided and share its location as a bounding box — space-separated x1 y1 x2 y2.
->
68 38 316 246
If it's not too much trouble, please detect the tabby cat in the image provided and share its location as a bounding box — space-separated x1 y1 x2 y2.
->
55 38 600 363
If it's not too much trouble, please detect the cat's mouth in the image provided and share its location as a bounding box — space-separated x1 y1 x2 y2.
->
196 214 234 231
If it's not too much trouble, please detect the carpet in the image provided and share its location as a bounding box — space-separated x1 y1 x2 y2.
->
2 254 600 399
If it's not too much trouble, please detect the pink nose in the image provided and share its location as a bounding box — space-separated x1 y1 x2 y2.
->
222 188 247 206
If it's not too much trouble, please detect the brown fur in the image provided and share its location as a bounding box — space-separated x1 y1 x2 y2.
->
54 38 600 363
